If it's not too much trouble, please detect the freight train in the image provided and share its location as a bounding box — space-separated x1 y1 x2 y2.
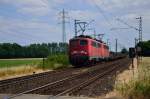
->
69 35 110 66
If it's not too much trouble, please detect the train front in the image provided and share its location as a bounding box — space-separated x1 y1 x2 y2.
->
69 38 89 66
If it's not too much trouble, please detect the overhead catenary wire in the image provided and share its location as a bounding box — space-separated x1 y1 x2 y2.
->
68 17 73 40
0 30 30 44
0 29 42 44
91 0 138 32
91 0 113 28
89 0 142 51
116 18 139 31
11 29 43 41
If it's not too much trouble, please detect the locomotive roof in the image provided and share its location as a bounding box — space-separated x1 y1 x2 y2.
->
72 35 104 44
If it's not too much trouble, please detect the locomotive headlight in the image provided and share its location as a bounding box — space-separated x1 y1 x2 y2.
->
71 51 78 55
71 50 87 55
80 50 87 54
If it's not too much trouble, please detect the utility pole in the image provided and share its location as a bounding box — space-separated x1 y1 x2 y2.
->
74 20 79 37
59 9 69 43
135 38 139 62
135 38 138 47
93 29 96 38
136 16 142 42
109 42 111 51
107 39 109 46
62 9 65 43
115 39 118 55
136 17 142 61
107 39 110 51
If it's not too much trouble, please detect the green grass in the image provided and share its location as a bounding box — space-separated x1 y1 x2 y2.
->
0 55 70 78
0 59 42 68
116 57 150 99
39 54 70 70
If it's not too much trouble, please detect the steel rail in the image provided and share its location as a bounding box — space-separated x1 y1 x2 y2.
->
56 59 131 96
0 61 114 89
0 68 73 87
5 60 123 99
4 58 129 99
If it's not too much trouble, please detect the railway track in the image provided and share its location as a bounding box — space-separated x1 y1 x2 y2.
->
71 58 131 97
0 67 88 93
0 59 122 94
0 68 71 85
4 58 131 99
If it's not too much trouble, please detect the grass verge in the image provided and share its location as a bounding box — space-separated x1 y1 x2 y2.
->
0 65 43 80
116 57 150 99
0 59 42 79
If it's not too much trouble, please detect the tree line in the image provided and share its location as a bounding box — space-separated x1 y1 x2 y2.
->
0 43 68 58
137 40 150 56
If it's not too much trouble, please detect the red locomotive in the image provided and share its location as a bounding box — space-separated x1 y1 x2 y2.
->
69 35 110 66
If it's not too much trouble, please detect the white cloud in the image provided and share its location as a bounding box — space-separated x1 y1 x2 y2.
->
0 0 66 16
0 16 62 44
0 0 150 46
18 6 49 16
69 10 99 20
87 0 150 13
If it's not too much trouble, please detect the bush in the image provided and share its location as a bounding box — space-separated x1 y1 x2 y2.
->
38 54 70 70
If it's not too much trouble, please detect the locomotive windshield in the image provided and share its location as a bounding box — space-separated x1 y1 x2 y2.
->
80 40 87 46
70 39 78 47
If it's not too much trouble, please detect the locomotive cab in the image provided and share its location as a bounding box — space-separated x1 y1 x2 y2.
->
69 38 89 66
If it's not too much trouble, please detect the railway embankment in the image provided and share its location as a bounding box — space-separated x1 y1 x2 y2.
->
104 57 150 99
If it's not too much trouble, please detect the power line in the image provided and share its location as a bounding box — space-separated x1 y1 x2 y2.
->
12 29 42 41
92 0 143 43
110 27 130 31
114 17 143 43
92 0 113 27
0 30 30 44
116 18 139 31
68 17 73 40
0 29 44 43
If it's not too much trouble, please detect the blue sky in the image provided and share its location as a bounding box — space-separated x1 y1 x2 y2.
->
0 0 150 51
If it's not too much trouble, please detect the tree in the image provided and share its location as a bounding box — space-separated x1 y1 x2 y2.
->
121 48 128 54
137 40 150 56
0 42 68 58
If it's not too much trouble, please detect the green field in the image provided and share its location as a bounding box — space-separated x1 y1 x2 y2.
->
0 58 42 68
0 55 70 78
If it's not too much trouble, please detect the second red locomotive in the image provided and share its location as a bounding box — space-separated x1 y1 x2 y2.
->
69 35 109 66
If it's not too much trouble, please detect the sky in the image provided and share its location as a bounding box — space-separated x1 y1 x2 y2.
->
0 0 150 51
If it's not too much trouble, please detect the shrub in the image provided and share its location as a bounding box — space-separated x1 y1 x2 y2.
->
38 54 70 70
